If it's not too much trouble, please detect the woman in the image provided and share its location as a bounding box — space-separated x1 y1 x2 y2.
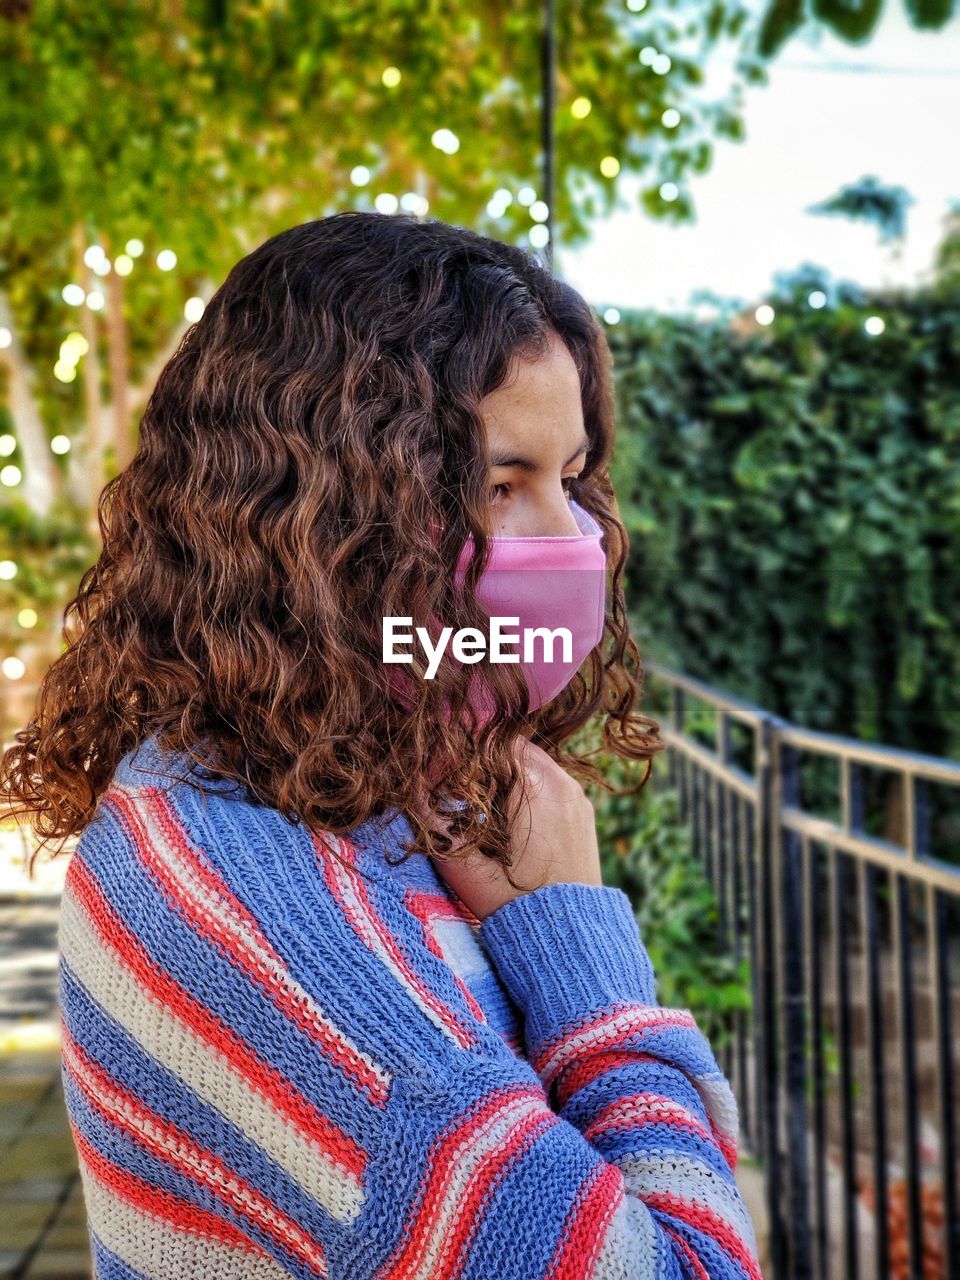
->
1 212 761 1279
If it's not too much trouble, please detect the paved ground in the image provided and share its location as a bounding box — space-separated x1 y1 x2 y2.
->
0 894 771 1280
0 898 91 1280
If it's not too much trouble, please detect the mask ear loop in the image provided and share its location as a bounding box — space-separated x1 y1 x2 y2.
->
569 498 603 538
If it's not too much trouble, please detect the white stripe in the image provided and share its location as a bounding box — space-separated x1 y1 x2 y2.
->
693 1074 740 1144
63 1036 329 1274
406 1093 547 1279
591 1192 661 1280
80 1161 299 1280
619 1151 759 1253
112 783 392 1100
60 887 369 1223
538 1006 697 1082
326 854 466 1047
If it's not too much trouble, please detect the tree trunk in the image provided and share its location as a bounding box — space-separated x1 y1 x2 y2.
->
0 291 57 517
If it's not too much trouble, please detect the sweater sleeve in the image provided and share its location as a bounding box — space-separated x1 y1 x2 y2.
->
58 787 761 1280
476 881 762 1279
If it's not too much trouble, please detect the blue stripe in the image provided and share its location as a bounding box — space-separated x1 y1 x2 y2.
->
456 1113 601 1278
58 958 337 1239
653 1211 755 1279
72 802 385 1142
64 1071 319 1279
90 1231 152 1280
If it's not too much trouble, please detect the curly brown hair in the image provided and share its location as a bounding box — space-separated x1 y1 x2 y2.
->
1 210 664 884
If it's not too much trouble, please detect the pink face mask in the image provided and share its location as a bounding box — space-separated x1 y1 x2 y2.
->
387 498 607 720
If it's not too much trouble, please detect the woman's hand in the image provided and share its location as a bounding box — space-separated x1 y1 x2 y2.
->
418 738 604 922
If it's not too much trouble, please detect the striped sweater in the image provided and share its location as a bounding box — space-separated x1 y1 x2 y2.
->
58 733 762 1279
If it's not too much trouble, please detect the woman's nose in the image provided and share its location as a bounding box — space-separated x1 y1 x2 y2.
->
519 489 582 538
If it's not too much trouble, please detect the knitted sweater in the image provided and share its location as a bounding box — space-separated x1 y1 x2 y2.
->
58 734 762 1279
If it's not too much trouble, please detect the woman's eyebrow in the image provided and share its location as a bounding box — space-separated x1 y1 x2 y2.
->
489 434 590 472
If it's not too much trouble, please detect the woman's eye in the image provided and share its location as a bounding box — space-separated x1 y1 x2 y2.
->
489 477 579 504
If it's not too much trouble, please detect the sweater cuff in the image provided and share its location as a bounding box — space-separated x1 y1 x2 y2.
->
477 881 657 1055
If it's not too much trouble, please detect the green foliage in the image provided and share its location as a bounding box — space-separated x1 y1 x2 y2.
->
0 0 761 301
0 494 98 646
758 0 956 58
571 725 752 1049
605 281 960 764
807 175 915 245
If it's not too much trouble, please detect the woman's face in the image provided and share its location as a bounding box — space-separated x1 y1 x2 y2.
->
478 330 589 538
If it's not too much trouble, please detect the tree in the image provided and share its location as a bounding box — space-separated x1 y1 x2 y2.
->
0 0 763 524
807 176 916 286
759 0 957 57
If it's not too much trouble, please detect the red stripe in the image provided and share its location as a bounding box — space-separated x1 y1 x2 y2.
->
663 1223 713 1280
71 1123 264 1255
106 787 389 1108
555 1050 661 1108
384 1084 555 1277
584 1091 716 1147
546 1159 622 1280
430 1105 557 1276
404 890 489 1025
317 844 478 1050
533 1006 698 1081
644 1189 763 1280
67 856 367 1181
62 1026 328 1276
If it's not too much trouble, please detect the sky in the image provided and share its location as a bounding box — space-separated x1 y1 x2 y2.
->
561 1 960 314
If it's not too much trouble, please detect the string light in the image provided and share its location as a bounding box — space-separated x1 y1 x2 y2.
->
659 182 679 202
0 561 16 580
125 239 144 257
374 192 399 213
381 66 401 87
350 165 371 186
571 96 591 119
486 190 511 218
50 435 71 454
755 304 775 325
603 307 621 324
431 128 460 154
865 315 885 335
114 255 134 276
184 297 205 322
529 224 550 249
517 186 537 206
661 108 681 128
808 291 827 308
0 465 22 486
156 249 177 271
61 285 85 306
17 609 38 629
529 200 549 222
0 435 15 456
600 156 620 177
399 192 429 215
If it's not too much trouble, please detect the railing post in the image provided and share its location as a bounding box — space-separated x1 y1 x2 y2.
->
757 714 789 1278
779 740 813 1279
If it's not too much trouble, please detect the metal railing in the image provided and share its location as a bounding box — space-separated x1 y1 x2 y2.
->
644 660 960 1280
